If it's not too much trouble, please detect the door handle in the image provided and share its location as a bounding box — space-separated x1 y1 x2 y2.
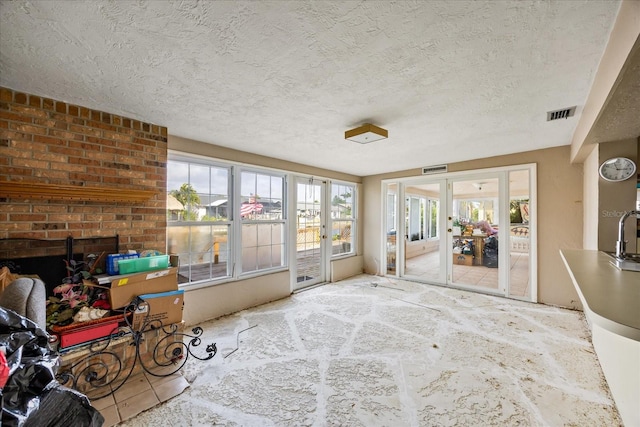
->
447 228 452 232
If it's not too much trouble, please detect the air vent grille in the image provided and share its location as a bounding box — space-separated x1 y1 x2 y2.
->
547 106 576 121
422 164 448 175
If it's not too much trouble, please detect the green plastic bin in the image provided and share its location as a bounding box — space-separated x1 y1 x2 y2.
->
117 255 169 274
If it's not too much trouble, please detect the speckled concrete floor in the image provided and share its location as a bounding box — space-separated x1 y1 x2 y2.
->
120 275 621 426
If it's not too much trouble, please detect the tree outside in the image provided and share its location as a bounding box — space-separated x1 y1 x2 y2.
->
170 183 201 221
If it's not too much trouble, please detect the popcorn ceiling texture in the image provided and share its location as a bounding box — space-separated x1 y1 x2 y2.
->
0 87 168 252
0 1 621 175
122 275 621 426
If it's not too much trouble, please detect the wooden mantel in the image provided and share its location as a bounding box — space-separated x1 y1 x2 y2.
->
0 181 157 203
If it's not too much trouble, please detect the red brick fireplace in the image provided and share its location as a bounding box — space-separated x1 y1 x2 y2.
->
0 88 210 414
0 87 168 256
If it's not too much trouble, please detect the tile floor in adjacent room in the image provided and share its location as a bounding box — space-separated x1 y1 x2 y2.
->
406 251 530 298
117 275 621 426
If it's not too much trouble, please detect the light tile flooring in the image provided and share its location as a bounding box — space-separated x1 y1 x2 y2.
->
406 251 530 298
119 275 620 426
92 367 189 426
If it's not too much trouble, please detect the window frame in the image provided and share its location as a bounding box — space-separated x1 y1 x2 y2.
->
166 156 233 284
405 194 439 242
427 197 439 239
237 167 288 277
330 181 357 258
167 151 358 289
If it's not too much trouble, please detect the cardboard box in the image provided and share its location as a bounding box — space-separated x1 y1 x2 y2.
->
109 267 178 309
132 290 184 330
453 253 474 266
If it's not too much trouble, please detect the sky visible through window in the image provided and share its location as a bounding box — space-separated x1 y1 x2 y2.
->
167 160 228 195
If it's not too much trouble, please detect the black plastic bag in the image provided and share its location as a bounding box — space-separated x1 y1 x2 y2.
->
483 236 498 268
23 383 104 427
0 308 104 427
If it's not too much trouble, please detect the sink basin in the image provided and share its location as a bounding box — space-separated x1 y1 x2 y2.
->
603 251 640 272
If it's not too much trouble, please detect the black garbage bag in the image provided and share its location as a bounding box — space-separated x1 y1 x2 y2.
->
0 308 104 427
483 236 498 268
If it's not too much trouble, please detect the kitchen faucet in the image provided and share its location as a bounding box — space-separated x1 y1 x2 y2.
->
615 210 640 259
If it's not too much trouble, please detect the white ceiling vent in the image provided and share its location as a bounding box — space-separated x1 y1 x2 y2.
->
547 106 576 121
422 164 448 175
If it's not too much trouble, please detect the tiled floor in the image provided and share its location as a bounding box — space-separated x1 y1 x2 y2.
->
119 275 620 426
91 366 189 426
405 251 530 297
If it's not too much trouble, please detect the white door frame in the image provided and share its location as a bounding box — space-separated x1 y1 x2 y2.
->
291 176 329 291
446 172 506 295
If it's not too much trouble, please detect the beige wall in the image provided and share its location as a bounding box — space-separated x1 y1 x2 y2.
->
183 271 290 325
171 135 361 183
331 255 365 282
406 239 439 259
170 135 365 325
362 146 584 309
597 138 639 253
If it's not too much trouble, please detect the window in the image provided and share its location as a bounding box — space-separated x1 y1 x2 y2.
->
428 198 439 239
387 192 396 233
167 159 231 283
168 154 355 286
406 196 423 241
331 182 356 256
406 195 438 241
240 170 286 274
455 199 495 224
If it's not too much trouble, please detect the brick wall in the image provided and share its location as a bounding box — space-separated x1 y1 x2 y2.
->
0 87 168 252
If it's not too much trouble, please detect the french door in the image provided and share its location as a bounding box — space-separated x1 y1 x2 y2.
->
294 177 328 290
384 165 536 302
448 175 505 294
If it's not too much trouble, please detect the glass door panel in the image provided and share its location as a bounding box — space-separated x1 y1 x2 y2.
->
385 183 398 274
295 178 325 289
508 170 531 299
450 177 502 294
404 182 443 282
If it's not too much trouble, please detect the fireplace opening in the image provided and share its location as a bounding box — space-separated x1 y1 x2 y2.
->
0 236 119 297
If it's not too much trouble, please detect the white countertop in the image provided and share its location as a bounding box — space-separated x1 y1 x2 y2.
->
560 249 640 341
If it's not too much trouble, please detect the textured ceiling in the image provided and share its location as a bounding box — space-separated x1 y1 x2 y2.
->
584 40 640 146
0 1 623 176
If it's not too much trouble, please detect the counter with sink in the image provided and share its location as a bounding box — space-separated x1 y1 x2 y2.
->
560 249 640 339
560 249 639 427
606 252 640 272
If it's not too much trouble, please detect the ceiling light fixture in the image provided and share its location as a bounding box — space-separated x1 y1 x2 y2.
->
345 123 388 144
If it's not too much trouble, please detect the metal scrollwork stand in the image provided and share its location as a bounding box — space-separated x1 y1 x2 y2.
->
56 297 217 400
